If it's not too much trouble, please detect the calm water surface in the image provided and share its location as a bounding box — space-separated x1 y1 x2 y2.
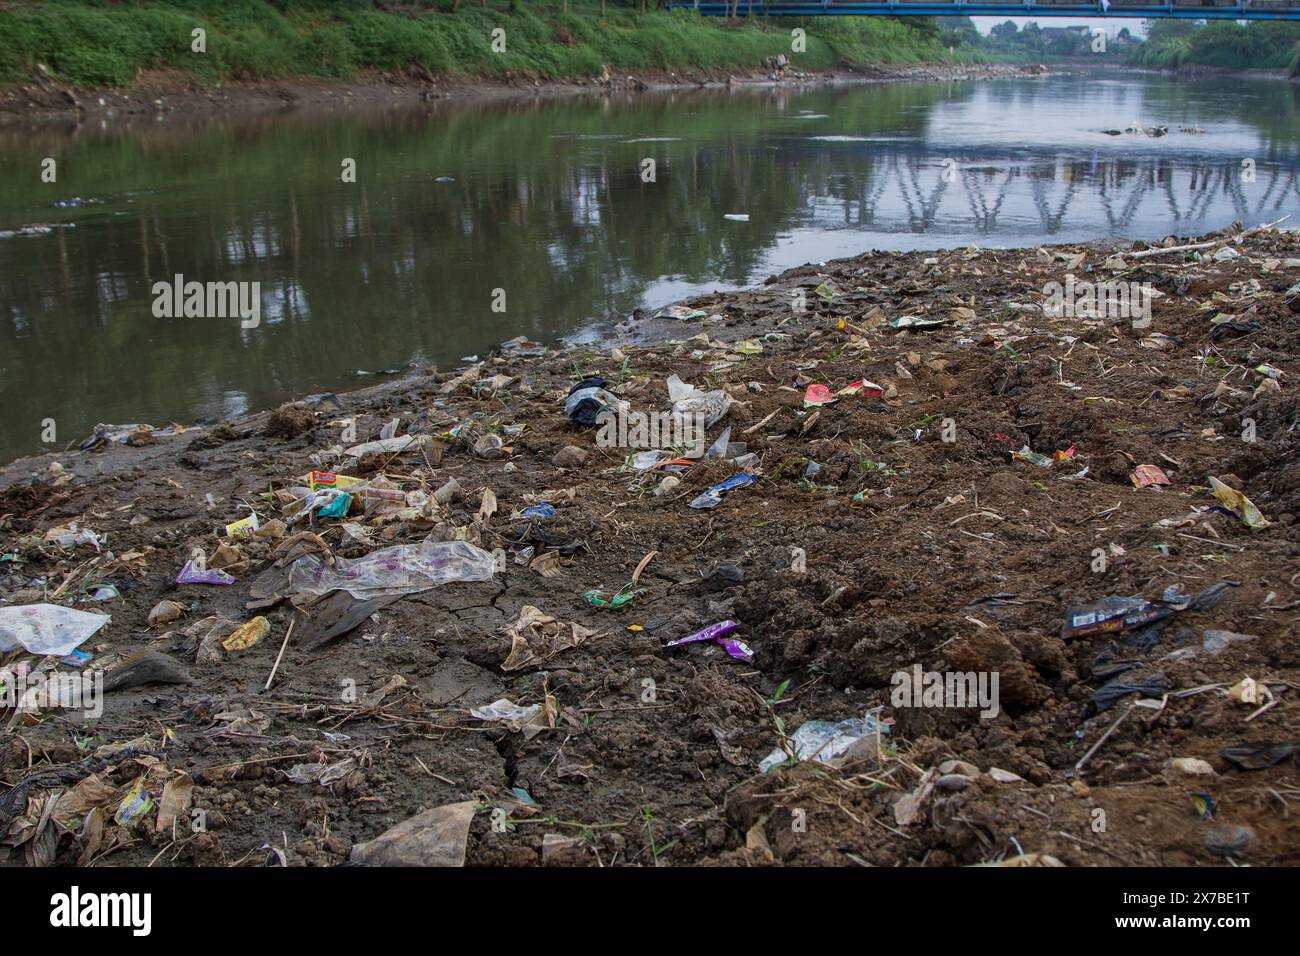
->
2 72 1299 462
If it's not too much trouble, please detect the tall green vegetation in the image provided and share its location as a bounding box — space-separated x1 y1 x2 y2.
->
0 1 963 88
1131 19 1300 72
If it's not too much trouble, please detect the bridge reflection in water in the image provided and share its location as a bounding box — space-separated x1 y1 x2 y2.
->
808 151 1300 237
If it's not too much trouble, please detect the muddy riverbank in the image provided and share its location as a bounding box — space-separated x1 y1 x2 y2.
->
0 62 1044 126
2 223 1298 867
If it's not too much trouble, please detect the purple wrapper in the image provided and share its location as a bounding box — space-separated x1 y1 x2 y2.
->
666 619 739 648
718 638 754 663
176 560 235 586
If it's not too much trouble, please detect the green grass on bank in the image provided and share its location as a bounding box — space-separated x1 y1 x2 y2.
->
0 1 968 88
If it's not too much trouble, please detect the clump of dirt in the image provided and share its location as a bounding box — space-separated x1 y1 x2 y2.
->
262 403 316 439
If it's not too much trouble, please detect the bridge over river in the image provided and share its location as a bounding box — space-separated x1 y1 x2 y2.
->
669 1 1300 21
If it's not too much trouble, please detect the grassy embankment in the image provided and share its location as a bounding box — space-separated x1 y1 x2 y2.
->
0 0 969 88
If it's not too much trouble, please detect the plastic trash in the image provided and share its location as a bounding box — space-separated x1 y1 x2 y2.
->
583 582 644 610
1219 741 1300 771
803 380 881 408
318 493 353 519
689 474 757 510
655 305 707 321
665 620 753 662
225 513 260 539
804 384 835 407
758 713 887 773
565 376 623 427
1131 465 1171 488
1201 629 1258 656
518 504 557 521
223 617 270 652
1085 672 1167 717
667 374 730 428
176 561 236 586
44 524 105 551
499 335 547 358
349 800 477 867
469 698 553 739
1062 595 1172 639
1209 476 1270 530
115 780 155 827
288 539 496 600
306 471 365 491
889 315 950 329
0 604 110 656
345 435 424 458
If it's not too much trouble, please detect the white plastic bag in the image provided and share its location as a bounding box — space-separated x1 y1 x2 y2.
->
0 604 110 656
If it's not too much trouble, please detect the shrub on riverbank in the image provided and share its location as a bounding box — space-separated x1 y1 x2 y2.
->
0 1 966 88
1131 20 1300 72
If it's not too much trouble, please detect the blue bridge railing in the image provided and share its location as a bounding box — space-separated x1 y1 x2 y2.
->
667 1 1300 21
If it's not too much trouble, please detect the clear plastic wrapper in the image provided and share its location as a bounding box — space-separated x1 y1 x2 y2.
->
289 539 496 599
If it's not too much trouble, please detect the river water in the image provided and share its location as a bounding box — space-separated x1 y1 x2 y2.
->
2 71 1299 463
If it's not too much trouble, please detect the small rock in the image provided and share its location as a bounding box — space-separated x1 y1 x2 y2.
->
987 767 1024 784
655 476 680 496
1166 757 1216 776
1070 779 1091 798
552 445 587 469
701 564 743 591
939 759 980 777
1204 824 1254 858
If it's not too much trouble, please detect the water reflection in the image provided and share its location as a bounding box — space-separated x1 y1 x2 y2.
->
1 73 1298 463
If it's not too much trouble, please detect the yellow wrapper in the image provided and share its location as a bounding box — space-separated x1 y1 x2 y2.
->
1209 476 1270 530
223 616 270 652
225 513 260 539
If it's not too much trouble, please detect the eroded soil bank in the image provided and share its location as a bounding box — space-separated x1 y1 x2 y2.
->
0 62 1042 126
2 224 1297 867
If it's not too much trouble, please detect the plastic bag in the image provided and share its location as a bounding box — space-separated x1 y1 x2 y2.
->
667 374 730 428
0 604 110 656
345 435 425 458
565 377 624 427
289 540 496 600
759 714 885 774
689 474 757 510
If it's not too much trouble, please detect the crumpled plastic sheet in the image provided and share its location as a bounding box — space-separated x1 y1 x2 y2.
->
0 604 110 656
758 714 887 774
288 540 496 600
1085 672 1168 717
